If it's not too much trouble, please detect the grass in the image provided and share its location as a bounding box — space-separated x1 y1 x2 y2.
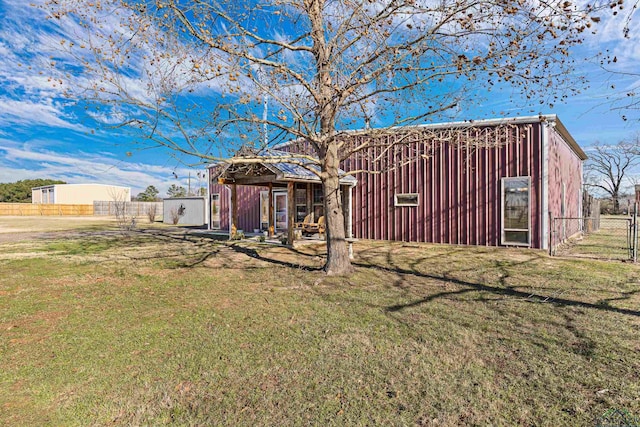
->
0 216 119 234
1 221 639 426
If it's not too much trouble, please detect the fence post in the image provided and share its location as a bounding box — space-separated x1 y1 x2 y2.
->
549 212 553 256
634 202 638 263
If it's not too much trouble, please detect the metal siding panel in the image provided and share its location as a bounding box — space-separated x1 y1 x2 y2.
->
210 183 230 230
424 140 430 242
412 144 416 241
484 143 489 246
420 141 426 242
373 146 378 240
429 143 435 243
535 128 542 248
280 121 560 249
402 144 407 241
381 138 388 241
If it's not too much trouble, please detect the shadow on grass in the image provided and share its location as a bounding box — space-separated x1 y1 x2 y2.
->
227 243 324 272
351 244 640 317
62 227 640 318
231 239 640 318
356 262 640 318
131 228 324 270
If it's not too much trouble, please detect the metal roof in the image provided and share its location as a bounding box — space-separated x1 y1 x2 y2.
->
263 149 356 184
214 149 357 186
273 114 587 161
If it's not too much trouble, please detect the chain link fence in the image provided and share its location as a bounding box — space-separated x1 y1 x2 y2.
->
550 215 636 261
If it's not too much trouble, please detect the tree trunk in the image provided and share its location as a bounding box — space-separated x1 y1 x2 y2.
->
321 143 354 275
613 193 620 215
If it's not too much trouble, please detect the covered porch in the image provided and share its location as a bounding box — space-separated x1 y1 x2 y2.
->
211 152 357 246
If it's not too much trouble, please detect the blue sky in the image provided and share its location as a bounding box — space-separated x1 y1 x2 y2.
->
1 0 639 196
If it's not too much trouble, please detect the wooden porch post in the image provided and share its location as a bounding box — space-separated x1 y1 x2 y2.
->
287 181 295 245
268 183 274 237
346 185 353 239
346 184 355 259
231 183 238 237
307 183 313 221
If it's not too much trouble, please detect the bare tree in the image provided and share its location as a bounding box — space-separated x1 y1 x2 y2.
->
584 138 640 214
41 0 610 274
108 187 134 233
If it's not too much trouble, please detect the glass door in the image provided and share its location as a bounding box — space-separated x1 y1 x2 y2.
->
260 191 269 230
274 192 288 231
211 193 221 229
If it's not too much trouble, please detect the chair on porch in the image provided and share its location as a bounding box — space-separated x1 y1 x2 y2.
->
294 213 314 232
301 215 325 238
317 216 326 238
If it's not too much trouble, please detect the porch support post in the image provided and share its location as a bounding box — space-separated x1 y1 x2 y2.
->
347 185 353 239
231 183 238 237
287 181 295 245
307 183 312 221
346 184 354 259
268 183 274 237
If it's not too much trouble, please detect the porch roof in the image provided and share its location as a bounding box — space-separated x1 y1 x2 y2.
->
213 149 357 186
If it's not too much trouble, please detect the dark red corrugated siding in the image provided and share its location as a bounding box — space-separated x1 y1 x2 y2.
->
209 183 229 230
211 122 564 248
209 182 264 231
547 128 583 220
345 124 544 248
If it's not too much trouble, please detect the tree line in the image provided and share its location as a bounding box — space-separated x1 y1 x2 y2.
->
134 185 207 201
0 179 66 203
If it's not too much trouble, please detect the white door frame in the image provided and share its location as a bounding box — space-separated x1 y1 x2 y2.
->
274 191 288 232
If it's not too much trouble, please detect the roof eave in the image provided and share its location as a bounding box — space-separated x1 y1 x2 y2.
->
273 114 588 161
548 116 588 161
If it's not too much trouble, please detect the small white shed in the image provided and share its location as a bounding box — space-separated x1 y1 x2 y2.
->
163 197 207 226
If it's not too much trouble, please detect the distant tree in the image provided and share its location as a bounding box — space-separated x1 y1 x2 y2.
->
0 179 66 203
167 184 187 198
584 138 640 214
136 185 160 201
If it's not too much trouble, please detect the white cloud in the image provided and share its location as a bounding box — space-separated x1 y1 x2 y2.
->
0 138 205 195
0 0 231 141
0 98 88 131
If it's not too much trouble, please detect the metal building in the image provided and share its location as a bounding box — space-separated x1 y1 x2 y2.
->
208 115 586 250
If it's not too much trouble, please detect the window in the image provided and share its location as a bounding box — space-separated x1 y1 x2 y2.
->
295 186 308 222
502 177 530 245
312 186 324 219
395 193 419 207
211 193 221 229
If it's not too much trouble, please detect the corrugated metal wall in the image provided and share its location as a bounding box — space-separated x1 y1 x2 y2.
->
209 183 265 232
547 127 584 220
209 120 585 249
343 124 544 247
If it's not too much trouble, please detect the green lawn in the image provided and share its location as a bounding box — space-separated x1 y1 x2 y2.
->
1 226 639 426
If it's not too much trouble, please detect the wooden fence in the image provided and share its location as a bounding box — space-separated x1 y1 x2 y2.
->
0 203 94 216
93 201 163 217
